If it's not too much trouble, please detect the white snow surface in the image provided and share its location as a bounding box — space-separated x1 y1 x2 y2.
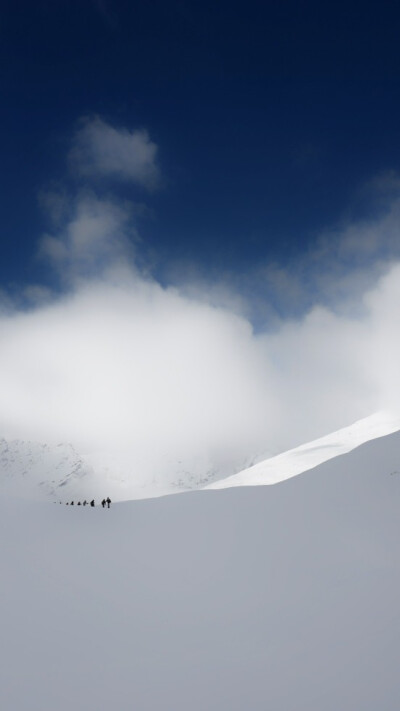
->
2 430 400 710
207 410 400 490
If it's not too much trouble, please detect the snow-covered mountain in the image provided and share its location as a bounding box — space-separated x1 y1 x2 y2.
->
0 437 94 500
2 427 400 711
0 434 265 502
2 410 400 502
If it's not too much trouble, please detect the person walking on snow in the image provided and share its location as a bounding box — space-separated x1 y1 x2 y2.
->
106 497 111 508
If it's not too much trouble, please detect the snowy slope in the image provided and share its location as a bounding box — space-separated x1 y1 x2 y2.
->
207 410 400 490
2 410 400 502
0 437 94 500
0 436 262 502
1 430 400 711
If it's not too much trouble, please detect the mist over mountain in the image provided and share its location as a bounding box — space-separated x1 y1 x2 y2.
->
2 411 399 505
0 432 265 502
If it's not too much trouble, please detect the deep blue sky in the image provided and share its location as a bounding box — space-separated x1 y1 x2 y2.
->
2 0 400 287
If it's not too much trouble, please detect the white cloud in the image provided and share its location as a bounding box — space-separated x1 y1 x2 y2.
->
0 275 278 477
39 192 136 283
196 179 400 326
69 116 160 188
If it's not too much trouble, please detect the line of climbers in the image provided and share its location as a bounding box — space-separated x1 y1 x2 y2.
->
63 498 111 508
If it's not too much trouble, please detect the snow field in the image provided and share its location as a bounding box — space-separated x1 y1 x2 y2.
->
1 428 400 710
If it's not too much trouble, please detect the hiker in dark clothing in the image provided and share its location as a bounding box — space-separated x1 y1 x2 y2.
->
101 499 106 508
77 502 81 506
70 501 74 505
83 500 87 506
106 497 111 508
90 500 95 507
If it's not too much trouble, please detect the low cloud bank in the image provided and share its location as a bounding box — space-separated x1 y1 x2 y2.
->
1 253 399 484
1 118 400 486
